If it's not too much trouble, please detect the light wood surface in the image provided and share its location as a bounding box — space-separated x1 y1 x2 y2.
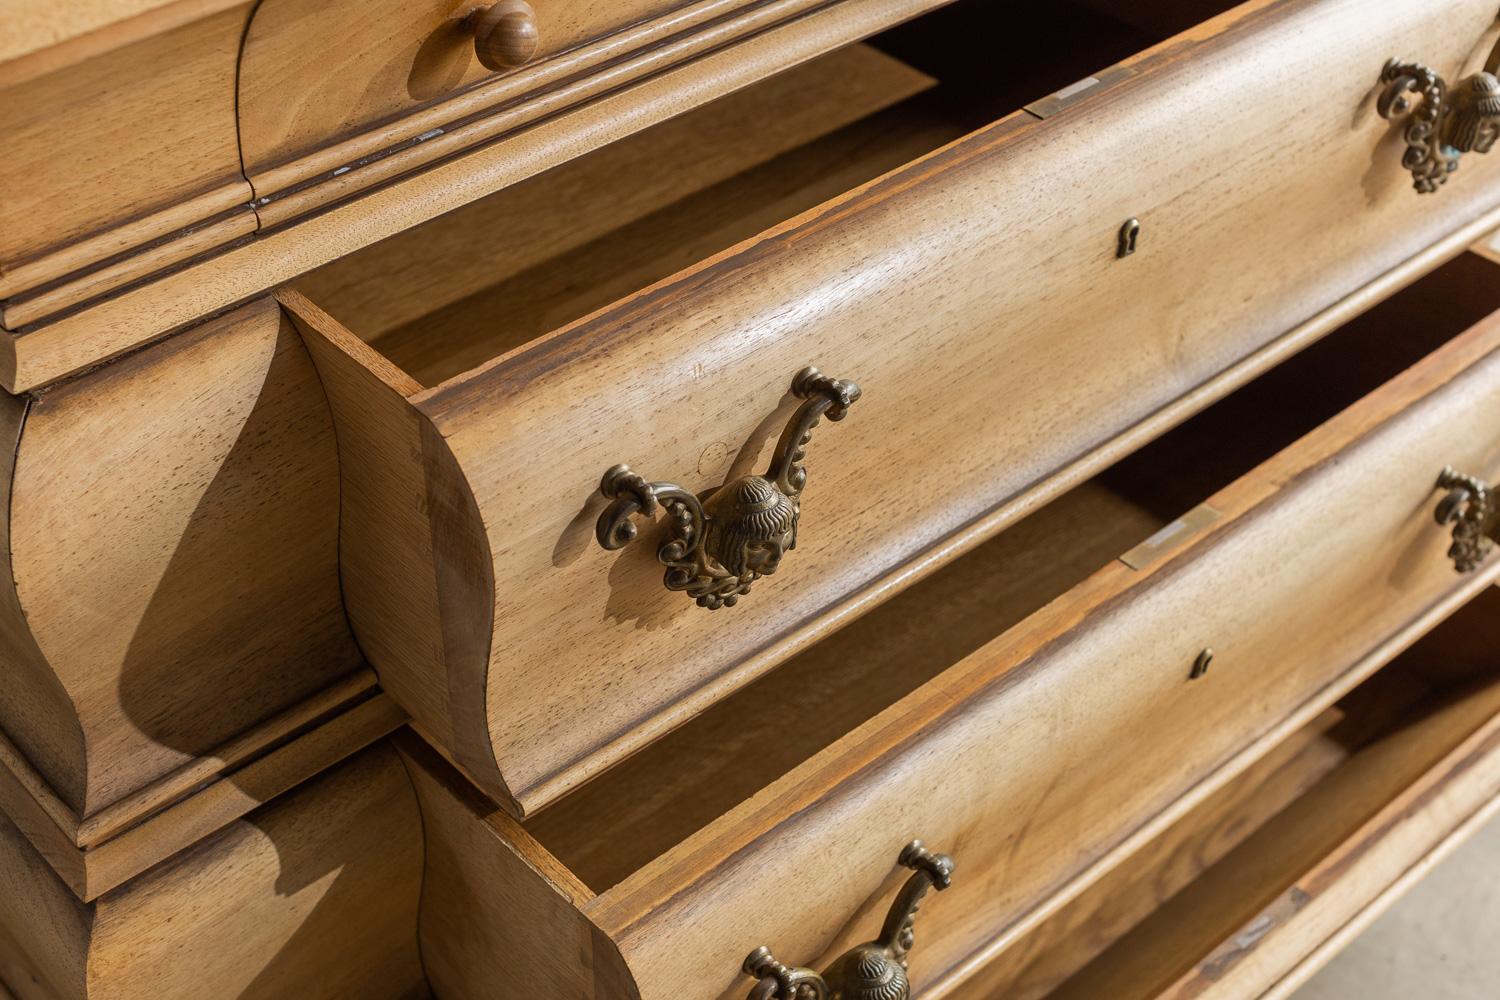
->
0 681 406 902
1 0 963 392
923 707 1361 1000
402 259 1500 998
400 733 628 1000
0 298 361 819
238 0 682 173
0 0 248 79
1052 591 1500 999
295 0 1500 816
295 42 937 347
0 741 427 999
237 0 954 203
0 3 253 308
588 276 1500 1000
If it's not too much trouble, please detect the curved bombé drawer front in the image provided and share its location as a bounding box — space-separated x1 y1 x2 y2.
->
294 0 1500 817
403 295 1500 1000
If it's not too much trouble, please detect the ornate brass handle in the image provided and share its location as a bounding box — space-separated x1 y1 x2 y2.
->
1377 45 1500 193
1435 466 1499 572
740 841 954 1000
596 366 860 610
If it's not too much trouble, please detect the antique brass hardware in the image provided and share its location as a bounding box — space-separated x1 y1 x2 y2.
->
1117 218 1141 258
1434 466 1499 572
596 367 861 610
741 841 955 1000
1190 648 1214 680
1377 46 1500 193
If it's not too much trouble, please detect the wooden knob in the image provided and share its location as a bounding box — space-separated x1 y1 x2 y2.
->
467 1 540 71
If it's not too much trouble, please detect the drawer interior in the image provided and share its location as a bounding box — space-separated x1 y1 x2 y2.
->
293 0 1240 387
519 251 1500 894
1041 584 1500 999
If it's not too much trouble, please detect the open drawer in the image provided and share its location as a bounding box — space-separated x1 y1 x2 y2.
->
1031 589 1500 1000
396 253 1500 999
292 0 1500 816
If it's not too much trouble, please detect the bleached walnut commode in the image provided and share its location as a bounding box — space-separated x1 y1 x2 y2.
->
6 0 1500 998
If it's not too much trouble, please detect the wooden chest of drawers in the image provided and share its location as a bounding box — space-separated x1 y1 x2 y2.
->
6 0 1500 997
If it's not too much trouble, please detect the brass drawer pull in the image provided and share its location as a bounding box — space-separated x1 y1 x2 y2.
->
1377 37 1500 193
596 366 861 610
741 841 954 1000
1434 466 1498 572
465 1 541 71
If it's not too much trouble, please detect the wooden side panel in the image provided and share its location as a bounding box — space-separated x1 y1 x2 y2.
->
415 0 1500 813
587 315 1500 998
399 735 636 1000
6 298 360 817
0 4 254 299
86 742 428 1000
283 292 494 790
0 391 84 811
0 811 89 1000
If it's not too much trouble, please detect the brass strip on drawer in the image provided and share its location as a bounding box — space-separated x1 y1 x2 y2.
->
1119 503 1222 571
1024 64 1137 119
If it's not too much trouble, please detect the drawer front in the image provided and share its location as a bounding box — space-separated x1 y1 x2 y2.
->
0 5 254 312
295 0 1500 815
238 0 678 175
585 307 1500 997
367 0 1500 815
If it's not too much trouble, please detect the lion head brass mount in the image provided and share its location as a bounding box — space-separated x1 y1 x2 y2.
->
740 841 954 1000
596 367 860 610
1378 38 1500 193
1434 466 1500 572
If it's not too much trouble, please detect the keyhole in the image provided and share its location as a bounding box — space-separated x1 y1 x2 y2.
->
1117 217 1141 258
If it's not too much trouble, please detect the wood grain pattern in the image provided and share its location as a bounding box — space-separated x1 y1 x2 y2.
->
93 743 426 1000
583 307 1500 1000
297 0 1500 816
237 0 954 198
403 266 1500 999
0 298 361 820
1052 594 1500 999
399 733 633 1000
0 3 253 304
239 0 686 175
364 82 961 385
0 0 1092 389
294 42 937 345
0 741 429 1000
918 708 1360 1000
0 0 247 79
0 683 407 902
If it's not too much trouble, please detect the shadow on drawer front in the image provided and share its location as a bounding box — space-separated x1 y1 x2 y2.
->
400 252 1500 1000
290 0 1500 820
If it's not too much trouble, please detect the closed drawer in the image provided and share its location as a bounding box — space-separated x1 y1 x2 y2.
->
234 0 955 223
294 0 1500 817
397 253 1500 1000
0 4 254 329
